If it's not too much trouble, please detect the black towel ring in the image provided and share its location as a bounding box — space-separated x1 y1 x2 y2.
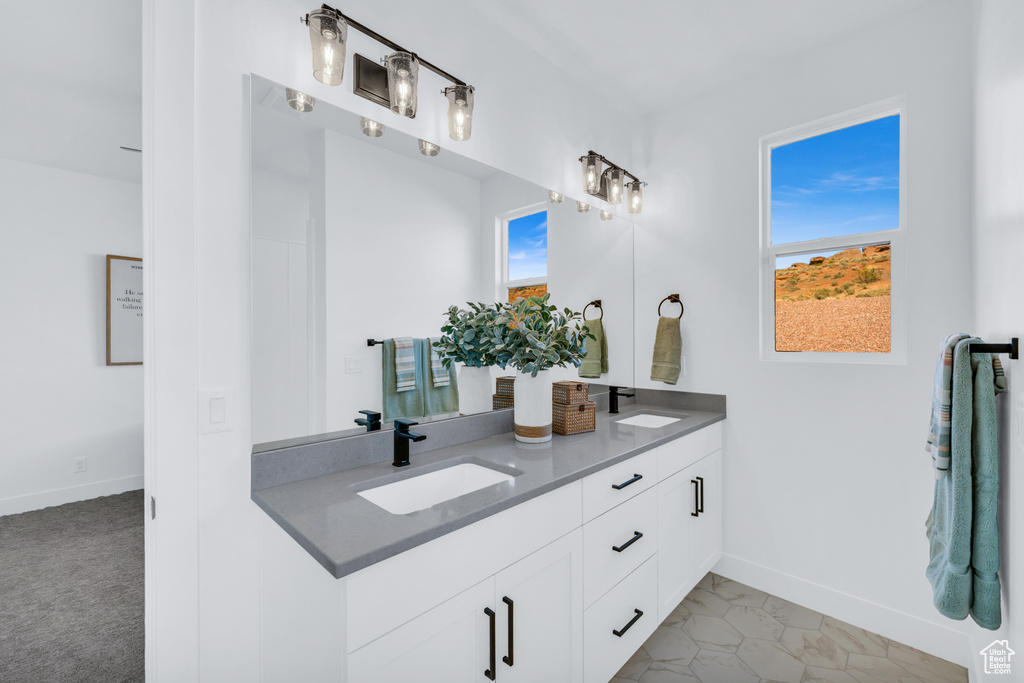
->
658 294 684 319
583 299 603 321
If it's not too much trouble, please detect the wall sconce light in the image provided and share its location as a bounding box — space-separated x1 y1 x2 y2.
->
418 139 440 156
548 191 564 204
600 210 613 221
286 88 315 113
302 5 475 136
361 117 384 137
576 201 590 213
577 150 646 213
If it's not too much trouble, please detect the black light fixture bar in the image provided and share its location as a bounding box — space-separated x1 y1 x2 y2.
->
582 150 644 185
314 4 467 87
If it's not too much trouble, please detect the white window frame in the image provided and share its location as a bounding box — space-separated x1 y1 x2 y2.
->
499 202 549 300
759 97 907 364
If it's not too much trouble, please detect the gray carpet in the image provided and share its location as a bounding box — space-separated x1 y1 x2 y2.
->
0 490 145 683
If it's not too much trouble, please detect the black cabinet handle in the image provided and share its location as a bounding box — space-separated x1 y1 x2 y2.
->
612 473 642 490
696 475 705 514
612 531 644 553
691 479 700 517
502 596 514 667
612 608 643 637
484 607 496 680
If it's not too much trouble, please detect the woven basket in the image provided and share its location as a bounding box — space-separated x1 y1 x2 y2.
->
552 380 589 406
495 376 516 398
492 394 514 410
552 401 596 435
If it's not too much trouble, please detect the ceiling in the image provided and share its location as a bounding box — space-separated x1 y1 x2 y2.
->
0 0 939 183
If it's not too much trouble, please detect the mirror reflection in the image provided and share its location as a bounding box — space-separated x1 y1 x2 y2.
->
250 75 634 446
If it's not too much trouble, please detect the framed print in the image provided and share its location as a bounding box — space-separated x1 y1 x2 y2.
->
106 255 143 365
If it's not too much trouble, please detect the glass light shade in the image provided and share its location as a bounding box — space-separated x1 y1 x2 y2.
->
418 139 440 157
600 210 613 221
286 88 315 113
576 201 590 213
581 154 602 196
548 190 564 204
386 52 419 118
307 9 347 86
445 84 475 141
360 117 384 138
604 168 625 205
627 181 644 214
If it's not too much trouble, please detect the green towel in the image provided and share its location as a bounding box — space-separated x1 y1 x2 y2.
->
419 338 459 418
579 319 608 379
381 339 459 423
650 316 682 385
926 337 1006 630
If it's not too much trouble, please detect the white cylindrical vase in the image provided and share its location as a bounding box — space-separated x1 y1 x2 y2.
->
458 365 493 415
513 369 553 443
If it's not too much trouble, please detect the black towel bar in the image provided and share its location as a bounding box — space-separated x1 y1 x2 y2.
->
968 338 1018 360
367 339 384 347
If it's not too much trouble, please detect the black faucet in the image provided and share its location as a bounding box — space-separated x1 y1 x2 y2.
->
393 419 427 467
354 410 382 432
608 386 635 414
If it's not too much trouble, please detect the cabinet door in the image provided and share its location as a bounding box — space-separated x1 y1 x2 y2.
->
656 467 697 622
495 529 584 683
348 578 494 683
691 449 722 580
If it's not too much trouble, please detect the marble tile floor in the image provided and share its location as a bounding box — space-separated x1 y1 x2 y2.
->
610 572 968 683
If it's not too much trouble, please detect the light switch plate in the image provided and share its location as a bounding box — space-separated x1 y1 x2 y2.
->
345 356 364 374
199 389 233 435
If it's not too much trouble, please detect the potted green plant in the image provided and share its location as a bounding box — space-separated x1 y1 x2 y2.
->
433 302 501 414
490 294 592 442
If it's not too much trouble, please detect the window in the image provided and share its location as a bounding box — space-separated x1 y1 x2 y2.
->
501 205 548 302
760 99 905 363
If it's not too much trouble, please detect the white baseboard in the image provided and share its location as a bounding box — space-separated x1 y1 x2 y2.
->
0 474 145 517
714 553 972 668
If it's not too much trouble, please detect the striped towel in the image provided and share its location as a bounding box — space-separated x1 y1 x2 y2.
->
394 337 416 392
926 333 970 478
428 337 450 388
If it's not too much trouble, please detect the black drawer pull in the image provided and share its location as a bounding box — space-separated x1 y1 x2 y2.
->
612 473 642 490
691 479 700 517
484 607 496 680
612 608 643 637
502 596 514 667
696 475 705 514
612 531 643 553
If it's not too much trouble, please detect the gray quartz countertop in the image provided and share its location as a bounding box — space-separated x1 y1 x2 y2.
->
252 404 724 579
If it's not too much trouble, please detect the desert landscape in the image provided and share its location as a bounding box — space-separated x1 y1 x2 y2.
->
774 244 891 352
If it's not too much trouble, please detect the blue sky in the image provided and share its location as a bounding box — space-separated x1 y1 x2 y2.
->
508 210 547 280
771 115 899 246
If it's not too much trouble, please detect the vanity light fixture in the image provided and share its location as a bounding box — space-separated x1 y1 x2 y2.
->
548 191 564 204
418 139 440 157
600 210 613 221
302 5 475 135
360 116 384 138
286 88 316 113
578 151 646 213
576 201 591 213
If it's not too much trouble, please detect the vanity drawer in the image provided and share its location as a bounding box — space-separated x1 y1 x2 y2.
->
582 447 658 522
583 487 657 608
657 422 722 481
583 555 658 683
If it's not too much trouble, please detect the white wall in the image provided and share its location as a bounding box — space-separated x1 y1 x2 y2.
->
973 0 1024 676
635 0 977 663
0 157 143 516
145 0 636 676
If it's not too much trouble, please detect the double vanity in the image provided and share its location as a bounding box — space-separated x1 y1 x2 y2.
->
253 396 724 683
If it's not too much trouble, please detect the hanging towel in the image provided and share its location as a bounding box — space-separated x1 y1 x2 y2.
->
428 337 450 388
925 332 970 479
650 316 682 385
579 319 608 379
394 337 416 392
926 337 1007 630
381 339 424 423
419 338 460 418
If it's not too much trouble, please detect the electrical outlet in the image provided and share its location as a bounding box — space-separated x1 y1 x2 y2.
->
681 356 688 377
74 457 87 473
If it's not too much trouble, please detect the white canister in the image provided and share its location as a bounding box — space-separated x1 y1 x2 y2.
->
513 369 553 443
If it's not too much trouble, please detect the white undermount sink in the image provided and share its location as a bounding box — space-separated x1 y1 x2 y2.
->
615 413 686 428
357 463 515 515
